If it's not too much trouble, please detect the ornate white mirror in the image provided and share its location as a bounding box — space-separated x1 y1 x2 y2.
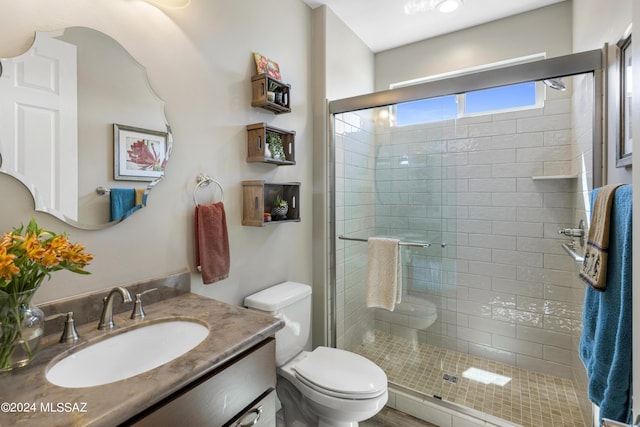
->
0 27 172 229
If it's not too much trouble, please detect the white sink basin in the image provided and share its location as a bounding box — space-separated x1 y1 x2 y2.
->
46 320 209 388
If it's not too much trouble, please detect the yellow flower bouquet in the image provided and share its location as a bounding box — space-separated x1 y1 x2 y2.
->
0 219 93 371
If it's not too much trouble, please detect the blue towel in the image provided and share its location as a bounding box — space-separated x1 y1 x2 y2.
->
579 185 632 424
110 188 141 221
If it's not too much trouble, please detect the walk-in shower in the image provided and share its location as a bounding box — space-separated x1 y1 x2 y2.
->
328 50 603 427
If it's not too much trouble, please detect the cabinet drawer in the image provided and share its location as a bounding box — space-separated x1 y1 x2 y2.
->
229 389 276 427
128 338 276 426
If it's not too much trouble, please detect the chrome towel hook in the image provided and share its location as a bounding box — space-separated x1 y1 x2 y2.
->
193 173 224 206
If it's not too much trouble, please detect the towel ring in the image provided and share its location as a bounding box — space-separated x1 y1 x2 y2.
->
193 173 224 206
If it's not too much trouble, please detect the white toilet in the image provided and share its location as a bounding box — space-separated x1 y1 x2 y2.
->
244 281 388 427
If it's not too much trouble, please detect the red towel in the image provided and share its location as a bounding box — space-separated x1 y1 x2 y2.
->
194 202 230 284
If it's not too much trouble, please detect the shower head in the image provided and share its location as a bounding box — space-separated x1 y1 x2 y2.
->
543 78 567 91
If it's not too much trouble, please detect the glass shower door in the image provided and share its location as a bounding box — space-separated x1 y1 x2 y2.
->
333 106 457 401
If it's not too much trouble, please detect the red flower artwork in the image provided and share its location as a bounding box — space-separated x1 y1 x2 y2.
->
127 139 166 171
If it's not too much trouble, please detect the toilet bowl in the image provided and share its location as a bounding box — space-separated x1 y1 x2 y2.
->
244 282 388 426
278 348 387 426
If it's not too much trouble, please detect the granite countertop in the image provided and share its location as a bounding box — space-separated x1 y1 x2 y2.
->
0 292 284 427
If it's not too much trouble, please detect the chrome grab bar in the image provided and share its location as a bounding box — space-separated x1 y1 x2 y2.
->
562 241 584 264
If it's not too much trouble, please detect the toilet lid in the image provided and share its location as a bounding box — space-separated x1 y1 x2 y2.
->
293 347 387 399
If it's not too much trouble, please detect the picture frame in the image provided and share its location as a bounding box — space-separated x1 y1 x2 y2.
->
253 52 282 81
616 33 632 167
114 124 168 181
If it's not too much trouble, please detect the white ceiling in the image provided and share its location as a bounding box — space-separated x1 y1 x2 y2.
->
303 0 567 52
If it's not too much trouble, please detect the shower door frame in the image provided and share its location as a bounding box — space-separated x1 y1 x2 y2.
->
327 48 604 348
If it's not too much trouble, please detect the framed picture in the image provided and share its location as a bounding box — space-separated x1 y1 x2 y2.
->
253 52 282 81
114 124 168 181
616 33 632 167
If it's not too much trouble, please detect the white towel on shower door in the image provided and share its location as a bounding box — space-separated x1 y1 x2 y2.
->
366 237 402 311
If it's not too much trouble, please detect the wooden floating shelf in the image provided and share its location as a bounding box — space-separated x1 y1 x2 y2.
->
251 74 291 114
246 122 295 165
242 181 301 227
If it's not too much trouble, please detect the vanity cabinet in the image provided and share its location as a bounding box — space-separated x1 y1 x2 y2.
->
127 338 276 427
246 122 296 165
242 181 301 226
251 73 291 114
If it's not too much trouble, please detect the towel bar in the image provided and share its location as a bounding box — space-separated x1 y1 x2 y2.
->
96 186 111 195
338 235 431 248
561 242 584 263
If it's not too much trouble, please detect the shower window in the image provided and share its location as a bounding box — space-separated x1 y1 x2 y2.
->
395 81 542 126
463 81 541 114
396 95 457 125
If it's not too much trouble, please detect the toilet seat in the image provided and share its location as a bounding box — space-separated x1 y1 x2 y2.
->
292 347 387 399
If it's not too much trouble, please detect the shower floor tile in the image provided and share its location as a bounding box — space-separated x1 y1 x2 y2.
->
354 330 586 427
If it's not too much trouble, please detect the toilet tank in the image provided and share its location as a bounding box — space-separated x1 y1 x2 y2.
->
244 282 312 366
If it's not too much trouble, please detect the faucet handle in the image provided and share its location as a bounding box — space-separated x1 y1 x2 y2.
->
130 288 158 320
46 311 80 343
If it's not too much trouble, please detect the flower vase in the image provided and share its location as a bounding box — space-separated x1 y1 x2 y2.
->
0 289 45 372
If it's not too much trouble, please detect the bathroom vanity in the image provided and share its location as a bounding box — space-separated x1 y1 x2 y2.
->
0 278 283 427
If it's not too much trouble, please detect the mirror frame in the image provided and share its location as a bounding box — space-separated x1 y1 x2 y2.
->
616 32 632 168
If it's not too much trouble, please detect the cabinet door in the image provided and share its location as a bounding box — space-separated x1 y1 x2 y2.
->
128 339 276 426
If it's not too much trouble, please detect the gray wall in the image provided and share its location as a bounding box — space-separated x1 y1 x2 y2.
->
375 2 573 92
0 0 313 307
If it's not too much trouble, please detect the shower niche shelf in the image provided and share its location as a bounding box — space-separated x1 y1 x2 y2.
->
251 73 291 114
531 174 578 180
246 122 295 165
242 181 300 227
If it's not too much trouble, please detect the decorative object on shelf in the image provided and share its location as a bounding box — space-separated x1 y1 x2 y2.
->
266 133 285 160
253 52 282 81
267 81 278 103
267 81 287 106
271 194 289 220
114 124 169 182
0 219 93 371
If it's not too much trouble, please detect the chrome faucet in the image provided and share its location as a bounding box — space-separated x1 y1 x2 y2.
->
98 286 132 330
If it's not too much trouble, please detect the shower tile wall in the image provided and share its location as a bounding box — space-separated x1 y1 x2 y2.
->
334 112 377 350
372 88 583 379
